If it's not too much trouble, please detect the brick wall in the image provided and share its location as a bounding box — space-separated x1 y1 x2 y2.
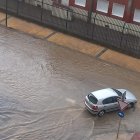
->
53 0 140 24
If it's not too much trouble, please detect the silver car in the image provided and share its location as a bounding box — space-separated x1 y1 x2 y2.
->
85 88 137 117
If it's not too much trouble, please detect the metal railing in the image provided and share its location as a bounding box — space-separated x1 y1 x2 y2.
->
0 0 140 58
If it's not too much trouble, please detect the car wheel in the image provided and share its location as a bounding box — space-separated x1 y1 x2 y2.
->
129 102 134 108
98 110 105 117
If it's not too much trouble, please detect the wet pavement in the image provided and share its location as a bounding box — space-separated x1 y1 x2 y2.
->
0 25 140 140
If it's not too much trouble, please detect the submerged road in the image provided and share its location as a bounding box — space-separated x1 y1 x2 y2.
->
0 26 140 140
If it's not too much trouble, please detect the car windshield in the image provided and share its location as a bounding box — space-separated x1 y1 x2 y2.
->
88 94 98 104
112 88 122 97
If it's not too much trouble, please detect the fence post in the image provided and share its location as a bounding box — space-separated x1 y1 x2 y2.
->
17 0 19 16
92 13 97 39
120 23 126 47
87 0 94 23
66 9 69 30
6 0 8 27
41 0 44 22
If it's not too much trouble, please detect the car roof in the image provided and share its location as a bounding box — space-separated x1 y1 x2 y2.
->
91 88 118 100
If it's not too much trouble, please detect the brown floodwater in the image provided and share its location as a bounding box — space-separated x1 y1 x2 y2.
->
0 26 140 140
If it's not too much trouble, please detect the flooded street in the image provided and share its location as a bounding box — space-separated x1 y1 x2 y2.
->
0 26 140 140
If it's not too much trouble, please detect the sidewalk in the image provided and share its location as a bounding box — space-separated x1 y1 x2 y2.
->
0 11 140 73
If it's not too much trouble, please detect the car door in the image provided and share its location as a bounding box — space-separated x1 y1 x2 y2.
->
102 96 119 112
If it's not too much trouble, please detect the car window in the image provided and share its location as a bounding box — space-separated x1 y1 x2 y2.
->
113 96 118 102
112 88 122 97
103 97 115 104
88 94 98 104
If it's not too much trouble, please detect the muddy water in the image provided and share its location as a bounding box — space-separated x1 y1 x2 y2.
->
0 26 140 140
